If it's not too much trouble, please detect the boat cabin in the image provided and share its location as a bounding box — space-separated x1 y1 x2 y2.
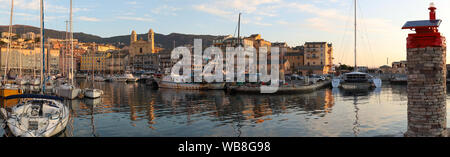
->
343 72 370 83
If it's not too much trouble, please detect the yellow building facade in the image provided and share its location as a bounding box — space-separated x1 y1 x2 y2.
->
80 52 111 73
301 42 333 75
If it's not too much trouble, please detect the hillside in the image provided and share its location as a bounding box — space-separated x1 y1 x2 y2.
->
0 25 218 50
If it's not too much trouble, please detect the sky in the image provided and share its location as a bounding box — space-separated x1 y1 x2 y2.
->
0 0 449 68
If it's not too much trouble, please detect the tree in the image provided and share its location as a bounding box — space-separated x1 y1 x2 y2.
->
338 64 354 71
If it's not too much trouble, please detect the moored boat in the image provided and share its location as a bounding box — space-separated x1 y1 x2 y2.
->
156 75 225 90
0 94 69 137
334 72 381 91
15 77 28 85
390 74 407 84
0 84 23 98
124 72 138 82
84 88 103 99
54 84 81 100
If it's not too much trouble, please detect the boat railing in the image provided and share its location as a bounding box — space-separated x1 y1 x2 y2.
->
4 94 64 101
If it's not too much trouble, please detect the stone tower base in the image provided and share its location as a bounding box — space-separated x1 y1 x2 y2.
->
405 47 447 137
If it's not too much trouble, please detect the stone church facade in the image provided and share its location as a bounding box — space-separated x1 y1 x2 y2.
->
129 29 161 72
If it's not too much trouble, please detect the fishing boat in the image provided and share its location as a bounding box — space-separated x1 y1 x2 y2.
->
332 0 381 90
156 75 225 90
0 94 69 137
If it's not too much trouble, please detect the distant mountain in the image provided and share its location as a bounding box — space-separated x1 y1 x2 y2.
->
0 25 219 50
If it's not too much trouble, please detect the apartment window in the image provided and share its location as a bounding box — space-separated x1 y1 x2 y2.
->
140 48 143 53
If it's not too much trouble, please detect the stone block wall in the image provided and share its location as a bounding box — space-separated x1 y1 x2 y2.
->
405 47 447 137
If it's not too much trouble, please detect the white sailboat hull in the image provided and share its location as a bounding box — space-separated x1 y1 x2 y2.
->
55 85 81 100
30 79 40 86
4 98 69 137
15 78 28 85
84 89 103 99
332 79 341 88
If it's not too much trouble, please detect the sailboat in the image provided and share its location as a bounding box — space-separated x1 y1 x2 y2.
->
332 0 381 90
54 0 81 99
0 0 23 98
1 0 69 137
30 43 41 87
14 52 28 85
84 51 104 99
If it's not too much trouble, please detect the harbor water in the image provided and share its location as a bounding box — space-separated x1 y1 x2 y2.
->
1 80 432 137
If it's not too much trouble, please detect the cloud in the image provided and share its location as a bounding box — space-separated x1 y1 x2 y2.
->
193 5 233 17
192 0 280 26
78 16 100 22
116 16 154 22
0 0 89 13
126 1 137 5
151 5 180 16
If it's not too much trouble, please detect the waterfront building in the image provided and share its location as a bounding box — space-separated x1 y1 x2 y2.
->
0 47 60 76
21 32 35 40
284 46 305 75
156 49 173 73
80 51 110 73
300 42 333 75
106 50 129 74
379 65 392 74
96 44 118 52
212 35 233 47
391 61 407 74
1 32 16 38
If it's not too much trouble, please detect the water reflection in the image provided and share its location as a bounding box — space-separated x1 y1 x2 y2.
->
2 81 413 137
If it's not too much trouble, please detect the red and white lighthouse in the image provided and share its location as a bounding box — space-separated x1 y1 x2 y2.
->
403 3 447 137
402 2 446 48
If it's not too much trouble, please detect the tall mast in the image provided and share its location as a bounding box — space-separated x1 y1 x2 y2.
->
92 52 95 89
354 0 357 72
237 13 241 46
4 0 14 83
70 0 74 85
40 0 45 92
33 42 36 78
64 20 68 77
19 49 21 77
